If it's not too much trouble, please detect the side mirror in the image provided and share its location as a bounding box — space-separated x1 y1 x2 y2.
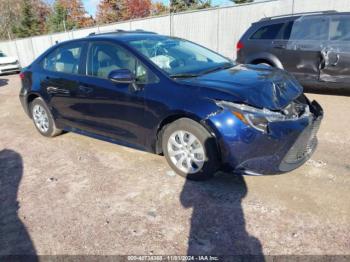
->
108 69 135 84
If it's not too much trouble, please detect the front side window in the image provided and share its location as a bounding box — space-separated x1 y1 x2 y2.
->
330 16 350 41
250 23 285 40
43 43 82 74
0 52 5 58
87 42 157 84
128 37 232 76
290 16 329 41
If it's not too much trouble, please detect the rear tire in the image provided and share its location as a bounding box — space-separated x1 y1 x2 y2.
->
162 118 219 181
30 97 62 137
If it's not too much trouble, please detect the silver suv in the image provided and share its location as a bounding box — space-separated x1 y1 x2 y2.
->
236 11 350 90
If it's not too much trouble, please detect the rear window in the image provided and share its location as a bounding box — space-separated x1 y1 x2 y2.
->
330 16 350 41
43 43 82 74
250 23 285 40
290 16 329 40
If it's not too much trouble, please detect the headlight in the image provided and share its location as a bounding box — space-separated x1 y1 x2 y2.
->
216 101 288 133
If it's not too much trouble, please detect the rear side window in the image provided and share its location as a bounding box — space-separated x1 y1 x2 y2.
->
43 43 82 74
330 16 350 41
290 16 329 40
250 23 285 40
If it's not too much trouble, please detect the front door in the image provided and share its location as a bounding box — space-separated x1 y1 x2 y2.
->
320 15 350 86
76 41 159 148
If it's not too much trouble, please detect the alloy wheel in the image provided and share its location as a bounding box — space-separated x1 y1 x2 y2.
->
167 130 206 174
32 104 49 133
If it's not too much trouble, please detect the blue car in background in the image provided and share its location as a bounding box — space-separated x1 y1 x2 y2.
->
19 31 323 180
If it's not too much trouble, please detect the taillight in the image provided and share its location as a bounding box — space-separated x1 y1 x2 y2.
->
19 72 25 80
236 41 244 52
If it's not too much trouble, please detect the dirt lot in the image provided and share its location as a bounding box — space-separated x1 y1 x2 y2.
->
0 74 349 256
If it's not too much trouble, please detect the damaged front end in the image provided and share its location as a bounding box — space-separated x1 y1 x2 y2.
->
278 99 323 173
205 94 323 175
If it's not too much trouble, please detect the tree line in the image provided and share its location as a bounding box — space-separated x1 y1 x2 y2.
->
0 0 253 40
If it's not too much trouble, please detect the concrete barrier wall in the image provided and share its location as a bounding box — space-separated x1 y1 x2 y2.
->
0 0 349 66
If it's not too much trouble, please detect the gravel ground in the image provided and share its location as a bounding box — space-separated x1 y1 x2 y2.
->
0 73 349 256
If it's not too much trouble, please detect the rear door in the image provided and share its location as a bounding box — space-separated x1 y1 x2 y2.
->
41 41 89 129
319 14 350 86
278 15 329 84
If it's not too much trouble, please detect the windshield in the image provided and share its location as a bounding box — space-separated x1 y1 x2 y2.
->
0 52 5 58
128 38 233 77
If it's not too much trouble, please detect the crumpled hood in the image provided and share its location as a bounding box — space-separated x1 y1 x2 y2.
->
180 64 303 110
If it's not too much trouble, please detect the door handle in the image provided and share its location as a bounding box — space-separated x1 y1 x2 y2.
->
78 85 93 94
47 86 58 93
47 86 70 95
273 44 286 49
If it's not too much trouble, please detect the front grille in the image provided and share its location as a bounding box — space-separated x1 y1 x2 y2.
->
283 117 321 164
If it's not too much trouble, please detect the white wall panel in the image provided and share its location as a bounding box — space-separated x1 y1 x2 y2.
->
51 32 71 45
72 27 97 39
15 39 35 67
130 16 171 35
99 22 131 33
31 35 53 59
293 0 350 13
173 9 219 51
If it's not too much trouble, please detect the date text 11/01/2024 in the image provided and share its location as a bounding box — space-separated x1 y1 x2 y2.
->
127 255 219 261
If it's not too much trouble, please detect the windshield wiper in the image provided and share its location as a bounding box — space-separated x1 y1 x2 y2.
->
199 63 234 76
169 73 199 79
169 63 234 79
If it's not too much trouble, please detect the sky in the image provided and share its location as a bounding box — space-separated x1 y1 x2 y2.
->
82 0 234 17
83 0 101 16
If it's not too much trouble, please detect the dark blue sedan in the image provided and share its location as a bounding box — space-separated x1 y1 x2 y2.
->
19 31 323 180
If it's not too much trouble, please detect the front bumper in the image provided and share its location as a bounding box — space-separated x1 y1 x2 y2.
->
0 64 21 74
206 100 323 175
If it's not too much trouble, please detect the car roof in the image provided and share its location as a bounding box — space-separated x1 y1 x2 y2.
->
52 30 172 47
86 30 167 42
255 11 350 25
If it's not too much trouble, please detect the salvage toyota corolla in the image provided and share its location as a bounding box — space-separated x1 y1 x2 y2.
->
19 31 323 180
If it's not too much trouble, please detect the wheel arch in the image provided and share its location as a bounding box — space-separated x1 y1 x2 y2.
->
246 52 284 69
26 93 41 118
154 113 222 162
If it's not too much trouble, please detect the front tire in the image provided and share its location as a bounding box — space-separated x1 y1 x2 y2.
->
30 97 62 137
162 118 219 181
